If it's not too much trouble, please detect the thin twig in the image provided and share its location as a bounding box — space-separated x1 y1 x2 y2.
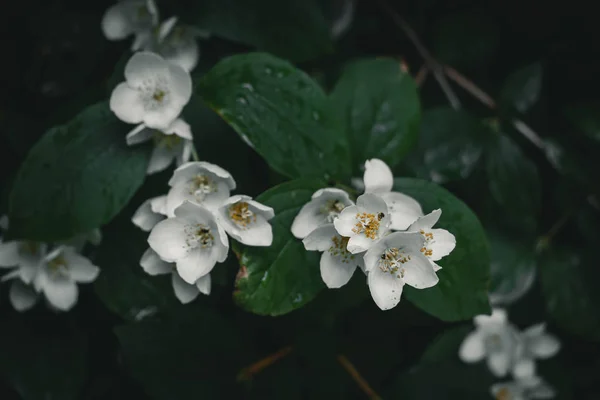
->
443 65 496 108
337 355 382 400
377 0 461 110
237 346 293 381
415 65 429 87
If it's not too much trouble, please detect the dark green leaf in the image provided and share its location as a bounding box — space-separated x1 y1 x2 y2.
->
8 102 149 241
233 179 327 316
197 52 350 180
419 325 472 365
485 133 541 232
330 58 420 170
499 62 543 114
176 0 332 62
564 102 600 142
393 178 491 321
406 107 488 183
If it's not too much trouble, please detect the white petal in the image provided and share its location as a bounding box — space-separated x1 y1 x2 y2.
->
150 195 167 215
131 31 152 51
292 200 328 239
487 351 511 377
176 248 217 284
380 231 427 252
109 82 145 124
164 118 193 140
357 193 388 215
147 144 176 174
177 140 193 166
171 271 200 304
367 267 404 310
0 241 20 267
527 379 555 399
233 216 273 247
64 251 100 283
527 333 560 359
475 308 508 328
132 199 164 231
173 201 214 224
428 229 456 261
143 103 184 131
401 252 439 289
101 3 135 40
214 225 230 262
333 205 359 237
458 331 486 362
164 41 200 72
158 16 178 41
9 281 38 311
124 52 169 88
196 273 211 295
147 218 189 262
363 159 393 193
167 63 192 106
302 224 336 252
363 240 388 273
347 234 375 254
42 277 78 311
513 357 536 380
408 209 442 231
320 251 357 289
140 248 172 275
247 198 275 220
126 124 152 145
169 161 236 190
379 191 423 230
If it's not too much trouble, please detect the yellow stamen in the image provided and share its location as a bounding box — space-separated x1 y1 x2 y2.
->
352 212 380 240
153 90 165 102
229 202 255 228
328 236 354 263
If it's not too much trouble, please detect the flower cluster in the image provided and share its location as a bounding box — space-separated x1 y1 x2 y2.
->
102 0 205 72
293 158 456 310
132 161 275 304
459 308 560 399
0 217 100 312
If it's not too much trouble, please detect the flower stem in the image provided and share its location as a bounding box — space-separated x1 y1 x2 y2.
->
236 346 293 381
337 354 382 400
191 144 200 161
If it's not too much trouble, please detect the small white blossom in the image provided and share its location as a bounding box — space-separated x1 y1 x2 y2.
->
459 308 522 377
491 375 555 400
333 193 390 254
217 195 274 247
0 240 46 311
513 324 561 379
140 248 210 303
110 52 192 130
127 118 193 174
406 209 456 271
148 201 228 284
33 246 100 312
364 231 438 310
291 188 353 239
303 224 364 289
165 161 236 216
150 17 200 72
363 159 423 230
101 0 159 50
132 195 167 231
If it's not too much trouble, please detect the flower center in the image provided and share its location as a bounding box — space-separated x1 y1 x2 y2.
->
140 76 170 110
352 212 382 240
378 247 411 277
321 199 346 223
495 387 511 400
484 333 504 352
229 202 255 228
19 241 41 255
328 236 355 263
184 224 214 249
188 174 217 201
47 255 69 275
153 132 181 149
419 229 434 257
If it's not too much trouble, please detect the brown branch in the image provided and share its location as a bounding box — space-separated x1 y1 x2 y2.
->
415 65 429 87
337 354 382 400
237 346 293 381
443 65 497 109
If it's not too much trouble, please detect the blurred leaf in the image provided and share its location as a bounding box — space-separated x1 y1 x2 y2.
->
176 0 332 62
487 231 536 306
233 179 327 316
406 107 488 184
564 102 600 142
539 247 600 341
197 52 351 180
0 320 87 400
394 178 491 321
499 62 543 114
485 132 541 232
330 58 420 170
8 102 149 241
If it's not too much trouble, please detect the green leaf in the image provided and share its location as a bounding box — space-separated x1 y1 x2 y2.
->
564 102 600 142
176 0 332 62
419 325 472 365
233 179 327 316
393 178 491 321
330 58 420 171
485 133 541 232
499 62 543 114
487 231 536 306
406 107 488 183
539 247 600 341
197 52 350 180
8 102 149 241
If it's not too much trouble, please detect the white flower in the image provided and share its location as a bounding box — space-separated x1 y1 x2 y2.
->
363 231 438 310
165 161 236 216
217 195 274 247
148 201 229 284
140 248 210 303
110 52 192 130
101 0 159 50
407 209 456 271
363 159 423 230
491 375 555 400
0 240 46 312
132 195 167 231
126 118 193 174
33 246 100 312
333 193 390 254
303 224 364 289
150 17 200 72
291 188 353 239
459 308 522 377
512 324 561 379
